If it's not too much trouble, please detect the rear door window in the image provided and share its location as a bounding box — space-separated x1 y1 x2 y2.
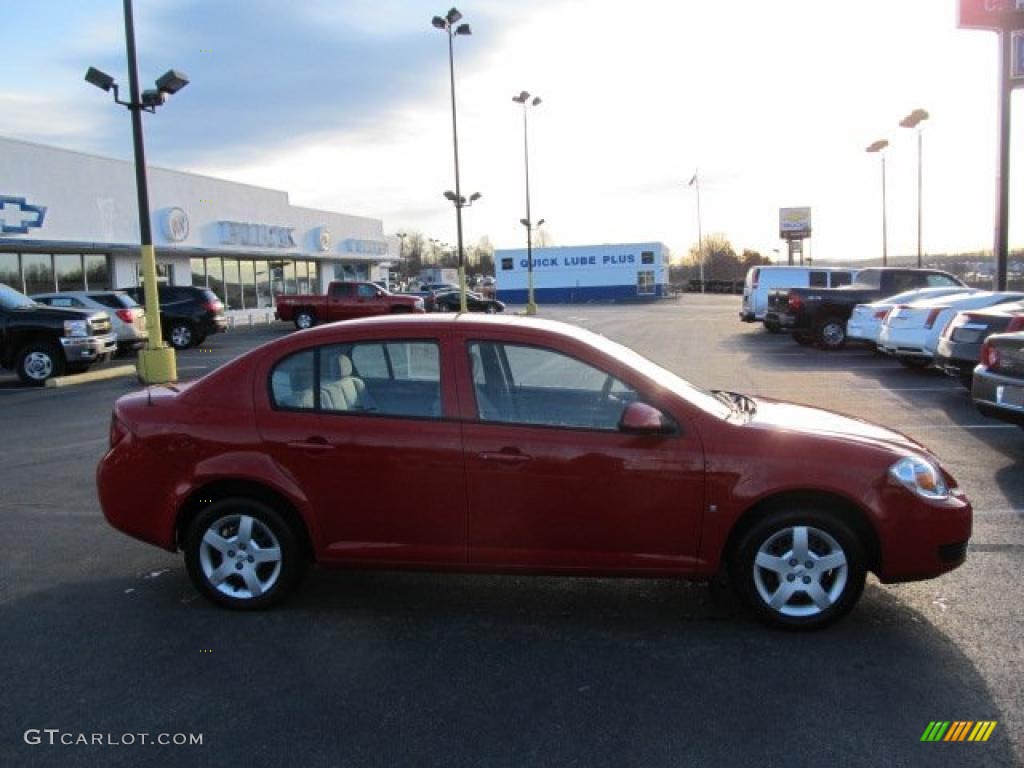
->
809 271 828 288
830 271 853 287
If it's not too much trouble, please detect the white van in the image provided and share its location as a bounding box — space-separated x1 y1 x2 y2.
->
741 266 857 324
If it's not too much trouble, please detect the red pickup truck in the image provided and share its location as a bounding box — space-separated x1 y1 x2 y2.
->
275 281 425 329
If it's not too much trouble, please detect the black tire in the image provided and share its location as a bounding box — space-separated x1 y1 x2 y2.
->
294 310 316 330
15 341 65 385
730 507 867 630
167 322 196 350
816 316 847 350
764 322 781 334
897 356 931 370
184 497 305 610
792 332 815 346
485 304 498 314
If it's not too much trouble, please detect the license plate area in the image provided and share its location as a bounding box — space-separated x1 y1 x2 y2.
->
996 385 1024 408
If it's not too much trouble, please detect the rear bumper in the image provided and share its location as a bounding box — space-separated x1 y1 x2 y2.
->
878 329 929 358
765 311 798 329
972 366 1024 426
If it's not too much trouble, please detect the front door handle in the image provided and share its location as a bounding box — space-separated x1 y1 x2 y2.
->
288 436 333 453
478 449 532 464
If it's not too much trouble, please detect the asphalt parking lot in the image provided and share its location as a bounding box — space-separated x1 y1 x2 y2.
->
1 295 1021 767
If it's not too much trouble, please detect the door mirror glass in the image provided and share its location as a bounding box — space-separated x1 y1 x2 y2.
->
618 402 673 435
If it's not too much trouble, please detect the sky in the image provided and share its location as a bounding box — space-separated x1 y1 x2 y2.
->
2 0 1023 264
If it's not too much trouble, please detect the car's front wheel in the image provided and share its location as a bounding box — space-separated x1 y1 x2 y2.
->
15 342 65 385
184 498 304 610
731 508 866 630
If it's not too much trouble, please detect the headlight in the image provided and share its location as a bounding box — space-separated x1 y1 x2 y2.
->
888 456 950 500
63 320 89 338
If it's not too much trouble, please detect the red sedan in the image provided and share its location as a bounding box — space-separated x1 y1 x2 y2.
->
97 315 972 629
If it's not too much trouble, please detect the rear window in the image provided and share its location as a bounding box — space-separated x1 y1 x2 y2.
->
89 293 138 309
851 270 881 289
831 271 853 287
809 271 828 288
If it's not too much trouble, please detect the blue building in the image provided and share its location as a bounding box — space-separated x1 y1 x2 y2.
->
494 242 669 303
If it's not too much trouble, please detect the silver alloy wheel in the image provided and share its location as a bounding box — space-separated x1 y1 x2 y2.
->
23 351 55 381
821 321 844 347
171 324 193 348
198 514 283 599
752 525 848 618
296 312 313 330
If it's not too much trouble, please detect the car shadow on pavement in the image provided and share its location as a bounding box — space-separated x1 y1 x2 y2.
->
2 570 1017 768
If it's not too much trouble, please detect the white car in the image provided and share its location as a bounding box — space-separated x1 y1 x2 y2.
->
847 286 977 345
877 291 1024 368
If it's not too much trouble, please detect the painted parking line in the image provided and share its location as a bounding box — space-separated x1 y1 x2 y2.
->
892 424 1019 430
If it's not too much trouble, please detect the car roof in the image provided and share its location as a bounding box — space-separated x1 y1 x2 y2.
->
289 313 586 342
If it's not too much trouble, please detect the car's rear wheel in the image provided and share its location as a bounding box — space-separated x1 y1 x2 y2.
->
184 498 304 610
294 310 315 330
15 342 65 385
168 322 196 350
816 317 847 350
731 508 866 630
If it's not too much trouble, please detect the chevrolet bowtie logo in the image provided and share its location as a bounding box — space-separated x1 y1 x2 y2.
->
0 196 47 234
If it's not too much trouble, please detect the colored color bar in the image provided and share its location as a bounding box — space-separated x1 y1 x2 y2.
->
980 721 997 742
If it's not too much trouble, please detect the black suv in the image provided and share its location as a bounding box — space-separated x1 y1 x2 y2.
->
125 285 227 350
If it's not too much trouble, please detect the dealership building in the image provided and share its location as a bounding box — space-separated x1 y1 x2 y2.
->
495 242 669 303
0 136 394 309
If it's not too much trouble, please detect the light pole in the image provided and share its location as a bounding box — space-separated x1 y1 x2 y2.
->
866 139 889 266
513 90 542 315
85 0 188 384
899 108 929 268
687 170 704 292
396 232 407 287
432 7 472 313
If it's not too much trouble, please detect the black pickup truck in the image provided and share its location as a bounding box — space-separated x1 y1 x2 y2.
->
1 283 118 384
765 268 965 350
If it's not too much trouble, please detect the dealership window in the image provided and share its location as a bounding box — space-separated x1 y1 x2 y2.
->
296 261 311 295
641 250 655 265
501 258 514 271
135 262 173 286
282 260 297 294
22 253 54 295
55 254 85 291
207 257 225 300
223 258 241 310
255 262 272 307
637 270 655 295
239 259 257 310
467 341 637 430
191 257 207 288
84 254 110 290
0 253 22 292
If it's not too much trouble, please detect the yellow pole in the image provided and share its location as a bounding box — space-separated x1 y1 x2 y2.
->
136 244 177 383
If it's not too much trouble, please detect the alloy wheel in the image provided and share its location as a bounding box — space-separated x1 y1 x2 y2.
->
198 514 283 600
24 351 55 381
752 525 848 618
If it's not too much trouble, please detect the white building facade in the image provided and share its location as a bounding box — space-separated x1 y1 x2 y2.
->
495 242 669 303
0 136 395 309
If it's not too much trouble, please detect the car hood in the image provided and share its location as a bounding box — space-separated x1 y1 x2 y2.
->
12 304 101 322
746 397 932 458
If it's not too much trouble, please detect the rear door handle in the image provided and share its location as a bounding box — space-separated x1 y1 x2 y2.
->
478 449 532 464
287 436 333 453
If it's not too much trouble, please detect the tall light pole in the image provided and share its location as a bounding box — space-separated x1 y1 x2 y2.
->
866 139 889 266
85 0 188 384
432 7 472 313
899 108 929 268
688 170 704 292
396 232 407 287
513 91 542 315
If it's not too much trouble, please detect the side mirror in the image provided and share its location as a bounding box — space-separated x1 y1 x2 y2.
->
376 289 385 298
618 401 674 435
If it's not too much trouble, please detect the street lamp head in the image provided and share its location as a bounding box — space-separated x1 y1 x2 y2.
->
514 91 530 103
444 190 457 201
431 15 447 29
469 192 481 202
141 89 167 108
531 97 542 106
85 66 116 92
866 139 889 153
537 218 545 227
900 108 929 129
446 7 463 24
455 23 471 35
155 69 189 95
520 218 530 226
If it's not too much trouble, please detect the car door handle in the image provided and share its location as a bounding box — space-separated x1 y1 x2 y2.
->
287 436 333 453
478 449 532 464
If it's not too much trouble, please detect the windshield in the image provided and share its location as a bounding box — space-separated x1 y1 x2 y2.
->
0 283 36 310
577 326 731 418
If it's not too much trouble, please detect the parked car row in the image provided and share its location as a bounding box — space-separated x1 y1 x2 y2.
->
743 266 1024 431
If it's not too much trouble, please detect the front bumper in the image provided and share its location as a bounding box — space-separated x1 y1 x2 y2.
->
60 332 118 363
972 365 1024 426
875 486 972 583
